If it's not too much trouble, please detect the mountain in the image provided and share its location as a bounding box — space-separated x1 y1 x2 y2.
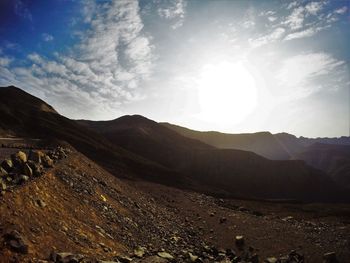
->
0 86 350 262
274 132 305 158
80 116 345 202
299 136 350 146
295 143 350 189
78 115 213 172
161 123 291 160
0 86 188 186
160 123 350 191
0 86 348 202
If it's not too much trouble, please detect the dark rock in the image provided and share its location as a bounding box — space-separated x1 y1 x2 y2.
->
235 235 244 247
251 210 263 217
225 248 235 259
219 217 227 224
238 206 249 212
50 251 84 263
250 254 259 263
36 199 47 208
23 163 33 177
18 174 29 184
27 161 44 177
11 174 29 185
4 230 28 254
1 159 13 172
323 252 338 263
11 151 27 165
0 166 8 176
28 150 43 164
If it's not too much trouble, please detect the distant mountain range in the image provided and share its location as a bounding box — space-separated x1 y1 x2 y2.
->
0 85 349 201
162 123 350 190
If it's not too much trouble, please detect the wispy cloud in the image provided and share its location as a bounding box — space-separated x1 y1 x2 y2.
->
14 0 33 21
284 26 325 40
249 27 285 47
305 2 324 15
0 57 12 67
251 1 347 46
276 52 346 99
0 0 154 119
284 6 305 30
334 6 348 15
42 33 54 42
157 0 186 29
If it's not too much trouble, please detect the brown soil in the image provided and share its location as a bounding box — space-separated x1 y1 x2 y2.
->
0 147 349 262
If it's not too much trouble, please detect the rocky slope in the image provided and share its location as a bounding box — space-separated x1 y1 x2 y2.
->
0 145 349 262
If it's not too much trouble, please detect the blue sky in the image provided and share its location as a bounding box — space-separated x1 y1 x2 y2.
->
0 0 349 137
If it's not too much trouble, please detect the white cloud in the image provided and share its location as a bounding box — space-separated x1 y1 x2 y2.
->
284 26 325 40
157 0 186 29
249 27 285 47
305 2 324 15
0 57 12 67
42 33 54 42
287 1 299 10
0 0 154 120
334 6 348 15
280 1 342 41
276 53 346 98
241 6 256 29
283 6 305 30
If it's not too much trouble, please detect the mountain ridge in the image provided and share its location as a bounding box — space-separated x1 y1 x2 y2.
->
0 85 348 202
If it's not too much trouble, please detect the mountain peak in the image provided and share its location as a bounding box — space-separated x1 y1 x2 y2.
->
0 86 57 114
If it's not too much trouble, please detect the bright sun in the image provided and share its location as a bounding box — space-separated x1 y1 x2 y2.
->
197 61 257 125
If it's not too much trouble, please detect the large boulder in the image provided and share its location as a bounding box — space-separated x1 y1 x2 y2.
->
11 151 27 164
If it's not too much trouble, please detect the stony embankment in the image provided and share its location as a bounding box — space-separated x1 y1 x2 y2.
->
0 147 69 195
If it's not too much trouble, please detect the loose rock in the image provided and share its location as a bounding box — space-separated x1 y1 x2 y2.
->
4 230 28 254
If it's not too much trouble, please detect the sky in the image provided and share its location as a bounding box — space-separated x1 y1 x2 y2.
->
0 0 349 137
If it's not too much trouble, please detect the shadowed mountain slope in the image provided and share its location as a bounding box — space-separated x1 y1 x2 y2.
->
0 86 188 186
160 122 350 192
0 86 348 202
295 143 350 190
80 116 347 202
161 123 292 160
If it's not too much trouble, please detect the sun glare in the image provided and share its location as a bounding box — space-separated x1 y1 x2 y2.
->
196 61 258 125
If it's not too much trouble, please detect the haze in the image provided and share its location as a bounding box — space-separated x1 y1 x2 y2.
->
0 0 349 137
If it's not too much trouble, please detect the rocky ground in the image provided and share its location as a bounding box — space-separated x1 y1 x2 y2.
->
0 145 349 263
